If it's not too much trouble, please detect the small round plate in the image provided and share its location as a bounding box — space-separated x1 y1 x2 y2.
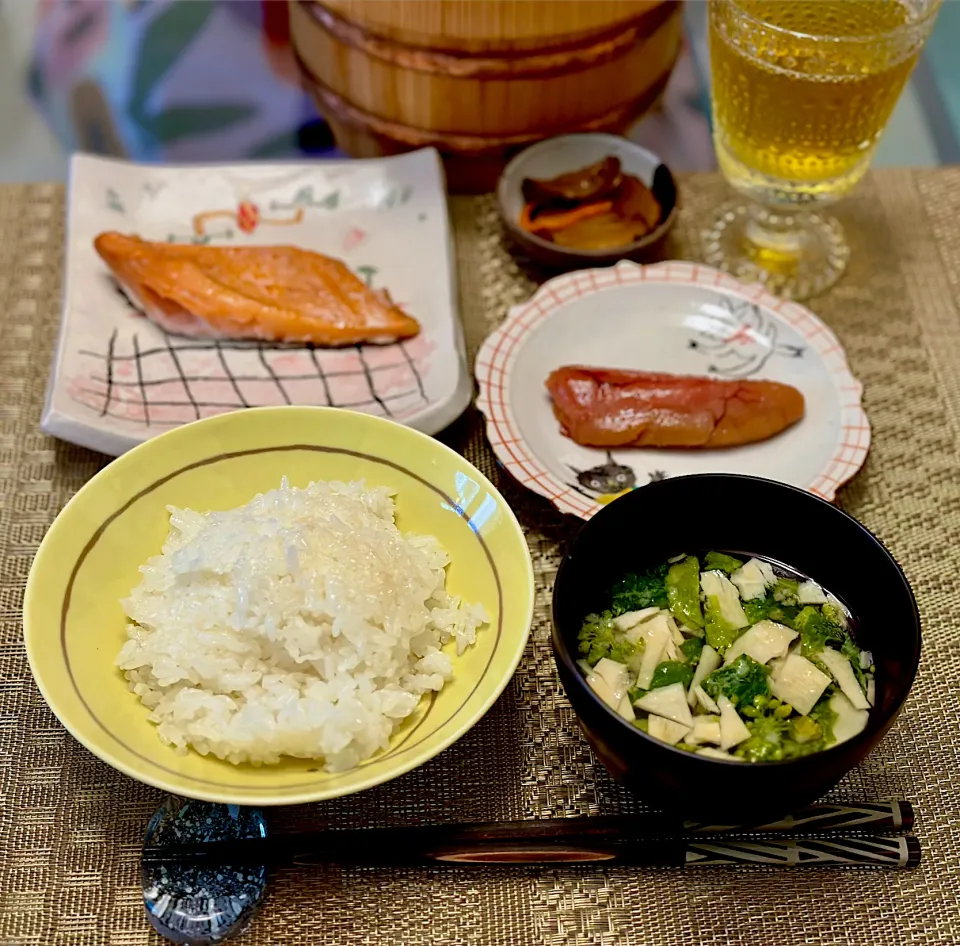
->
475 261 869 519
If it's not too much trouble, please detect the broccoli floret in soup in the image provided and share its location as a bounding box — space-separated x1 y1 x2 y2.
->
578 611 640 667
611 565 670 614
702 654 771 708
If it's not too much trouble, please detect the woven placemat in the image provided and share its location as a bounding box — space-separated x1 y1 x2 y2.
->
1 172 959 945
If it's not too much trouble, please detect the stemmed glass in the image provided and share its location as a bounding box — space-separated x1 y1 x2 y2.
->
703 0 941 299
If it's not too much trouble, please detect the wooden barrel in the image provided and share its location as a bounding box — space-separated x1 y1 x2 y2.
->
289 0 683 192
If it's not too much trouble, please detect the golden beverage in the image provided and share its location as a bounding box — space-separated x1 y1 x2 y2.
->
710 0 924 205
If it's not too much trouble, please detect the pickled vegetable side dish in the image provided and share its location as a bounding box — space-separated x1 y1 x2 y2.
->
576 552 874 762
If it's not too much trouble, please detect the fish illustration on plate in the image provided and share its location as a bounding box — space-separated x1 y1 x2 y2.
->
688 294 804 378
567 453 669 504
565 452 640 504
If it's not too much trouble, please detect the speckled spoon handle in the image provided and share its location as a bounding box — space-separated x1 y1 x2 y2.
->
141 797 268 945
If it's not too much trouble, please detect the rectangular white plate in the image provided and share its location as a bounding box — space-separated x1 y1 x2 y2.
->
44 150 471 456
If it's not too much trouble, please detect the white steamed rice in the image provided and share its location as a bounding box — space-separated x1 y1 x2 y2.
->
117 477 487 770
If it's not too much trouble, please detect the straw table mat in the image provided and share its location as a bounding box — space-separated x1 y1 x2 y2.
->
1 170 959 946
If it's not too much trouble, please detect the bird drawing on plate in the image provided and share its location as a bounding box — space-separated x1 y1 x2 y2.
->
568 452 638 504
192 200 304 236
188 172 332 239
687 294 805 378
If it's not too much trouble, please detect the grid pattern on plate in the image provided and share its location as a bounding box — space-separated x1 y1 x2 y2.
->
475 260 871 518
70 332 431 426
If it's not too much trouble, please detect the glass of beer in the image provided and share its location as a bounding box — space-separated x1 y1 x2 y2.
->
705 0 940 299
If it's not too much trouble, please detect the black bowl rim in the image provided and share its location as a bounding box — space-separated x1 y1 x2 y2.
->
551 472 922 767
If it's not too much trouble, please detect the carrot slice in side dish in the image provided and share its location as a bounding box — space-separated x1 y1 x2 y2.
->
93 232 420 346
546 366 805 449
518 200 613 234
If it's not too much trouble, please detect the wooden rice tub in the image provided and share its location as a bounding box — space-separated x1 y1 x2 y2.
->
289 0 684 192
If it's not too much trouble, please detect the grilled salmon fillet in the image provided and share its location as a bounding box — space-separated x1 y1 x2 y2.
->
546 366 805 449
94 232 420 346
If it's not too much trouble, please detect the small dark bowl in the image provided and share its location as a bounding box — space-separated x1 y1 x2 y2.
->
496 133 678 271
552 474 921 822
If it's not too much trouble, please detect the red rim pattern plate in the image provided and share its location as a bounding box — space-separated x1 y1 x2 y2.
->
475 261 870 520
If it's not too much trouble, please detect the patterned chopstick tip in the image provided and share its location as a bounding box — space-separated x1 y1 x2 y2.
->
686 835 920 868
684 800 914 836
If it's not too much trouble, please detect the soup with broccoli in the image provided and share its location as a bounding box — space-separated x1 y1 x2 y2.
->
577 551 874 762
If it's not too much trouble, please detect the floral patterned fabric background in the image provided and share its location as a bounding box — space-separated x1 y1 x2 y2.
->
28 0 332 163
15 0 957 179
